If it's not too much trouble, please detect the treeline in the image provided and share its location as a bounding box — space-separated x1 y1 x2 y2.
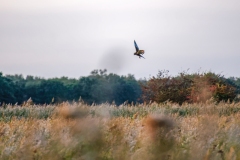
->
142 70 240 104
0 69 141 105
1 69 240 105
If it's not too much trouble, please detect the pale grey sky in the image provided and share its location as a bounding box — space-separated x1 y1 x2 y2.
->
0 0 240 79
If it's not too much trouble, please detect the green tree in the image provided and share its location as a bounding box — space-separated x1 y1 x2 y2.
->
0 72 16 104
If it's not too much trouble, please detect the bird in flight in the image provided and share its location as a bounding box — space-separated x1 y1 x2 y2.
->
134 40 145 59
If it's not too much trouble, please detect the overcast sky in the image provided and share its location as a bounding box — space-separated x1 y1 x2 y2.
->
0 0 240 79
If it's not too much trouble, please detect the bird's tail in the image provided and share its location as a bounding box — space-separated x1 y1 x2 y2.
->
139 55 145 59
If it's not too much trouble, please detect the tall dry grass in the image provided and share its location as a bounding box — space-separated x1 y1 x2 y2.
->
0 102 240 159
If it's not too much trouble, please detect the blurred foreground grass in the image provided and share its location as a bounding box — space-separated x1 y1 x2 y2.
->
1 102 240 159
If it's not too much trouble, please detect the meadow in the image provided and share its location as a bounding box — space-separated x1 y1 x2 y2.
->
0 101 240 160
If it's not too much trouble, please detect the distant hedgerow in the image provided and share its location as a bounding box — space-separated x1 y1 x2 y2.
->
141 70 237 104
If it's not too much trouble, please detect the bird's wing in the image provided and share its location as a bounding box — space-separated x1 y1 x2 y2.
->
134 40 139 52
139 54 145 59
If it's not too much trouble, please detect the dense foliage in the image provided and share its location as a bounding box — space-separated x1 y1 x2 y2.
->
0 70 141 105
141 70 240 104
0 70 240 105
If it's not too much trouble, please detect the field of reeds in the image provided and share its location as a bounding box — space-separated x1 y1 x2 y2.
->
1 101 240 160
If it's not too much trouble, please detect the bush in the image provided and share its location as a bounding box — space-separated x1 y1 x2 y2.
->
141 70 191 104
141 71 237 104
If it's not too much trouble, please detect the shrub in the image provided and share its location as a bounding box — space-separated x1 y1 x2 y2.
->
141 71 237 104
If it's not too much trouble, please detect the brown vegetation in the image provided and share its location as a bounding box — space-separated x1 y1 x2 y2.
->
0 102 240 159
141 71 237 104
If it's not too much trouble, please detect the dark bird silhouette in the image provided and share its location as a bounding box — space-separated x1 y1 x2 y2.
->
134 40 145 59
